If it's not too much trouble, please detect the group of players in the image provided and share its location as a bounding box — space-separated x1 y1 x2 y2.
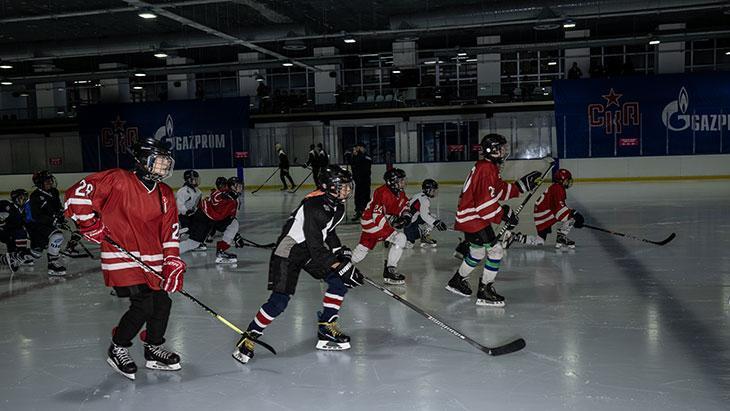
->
13 131 584 380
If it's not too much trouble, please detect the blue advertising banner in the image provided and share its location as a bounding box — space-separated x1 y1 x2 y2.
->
78 97 249 171
554 73 730 158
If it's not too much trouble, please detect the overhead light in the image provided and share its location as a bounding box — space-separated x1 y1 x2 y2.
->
134 72 146 77
563 19 576 29
18 92 29 97
466 58 478 62
343 37 356 44
133 86 144 90
424 60 436 65
0 81 12 85
255 74 265 82
154 52 168 58
392 69 401 74
547 61 557 66
0 64 12 69
725 51 730 55
457 52 467 57
74 80 90 84
138 12 157 19
282 62 294 67
649 39 661 45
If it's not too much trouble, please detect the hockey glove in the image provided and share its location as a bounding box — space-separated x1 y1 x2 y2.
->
233 233 245 248
572 211 585 229
392 213 411 230
517 170 542 193
333 259 363 288
78 217 109 245
501 205 519 229
334 246 353 260
433 219 448 231
161 256 186 293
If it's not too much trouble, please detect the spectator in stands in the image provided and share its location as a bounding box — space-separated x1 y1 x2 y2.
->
568 62 583 80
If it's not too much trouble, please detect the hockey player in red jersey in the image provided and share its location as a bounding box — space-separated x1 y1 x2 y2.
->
179 177 242 264
445 134 541 306
511 168 584 249
64 136 185 380
351 168 411 285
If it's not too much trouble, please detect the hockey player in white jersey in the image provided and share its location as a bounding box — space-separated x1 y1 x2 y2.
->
176 169 202 232
403 179 448 248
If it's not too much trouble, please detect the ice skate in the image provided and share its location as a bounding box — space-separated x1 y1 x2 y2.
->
316 321 351 350
47 259 66 276
1 253 20 272
420 233 437 248
476 281 505 307
445 271 472 297
107 343 137 380
215 250 237 264
192 243 207 252
144 343 181 371
556 233 576 249
232 331 260 364
383 265 405 285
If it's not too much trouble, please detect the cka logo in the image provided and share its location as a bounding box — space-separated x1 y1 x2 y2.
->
661 87 730 132
101 115 139 151
587 88 640 134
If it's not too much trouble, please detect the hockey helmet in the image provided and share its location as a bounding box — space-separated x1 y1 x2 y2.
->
384 168 407 194
132 136 174 182
227 176 243 198
215 176 227 190
32 170 56 190
319 165 354 204
183 169 200 187
480 134 509 164
554 168 573 188
10 188 28 206
421 179 439 198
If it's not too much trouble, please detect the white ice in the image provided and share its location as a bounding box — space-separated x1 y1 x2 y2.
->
0 181 729 410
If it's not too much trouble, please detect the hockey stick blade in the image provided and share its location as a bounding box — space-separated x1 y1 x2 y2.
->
652 232 676 246
484 338 526 356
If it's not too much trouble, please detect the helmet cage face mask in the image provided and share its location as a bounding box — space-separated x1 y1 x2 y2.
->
140 151 175 182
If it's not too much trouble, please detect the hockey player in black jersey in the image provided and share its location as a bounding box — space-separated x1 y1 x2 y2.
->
232 165 362 364
27 171 66 276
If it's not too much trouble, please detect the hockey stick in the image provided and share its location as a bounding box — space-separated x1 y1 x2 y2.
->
492 160 556 246
104 235 277 355
235 235 276 250
290 169 313 194
363 277 526 356
251 168 281 194
582 224 676 246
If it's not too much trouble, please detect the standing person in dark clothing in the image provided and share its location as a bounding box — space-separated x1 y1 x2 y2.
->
567 62 583 80
27 171 66 276
350 143 372 221
275 143 295 191
306 144 319 187
317 143 330 169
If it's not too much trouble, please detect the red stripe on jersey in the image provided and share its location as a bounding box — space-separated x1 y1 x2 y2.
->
323 296 343 308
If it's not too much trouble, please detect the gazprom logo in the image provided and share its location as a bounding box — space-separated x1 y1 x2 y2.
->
662 87 729 132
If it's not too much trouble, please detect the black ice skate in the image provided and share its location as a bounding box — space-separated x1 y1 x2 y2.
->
232 330 260 364
445 271 472 297
453 239 470 260
555 233 576 249
420 233 437 248
47 259 66 276
316 321 351 350
476 281 505 307
215 250 237 264
192 243 207 252
107 343 137 380
144 343 181 371
1 253 20 272
383 265 406 285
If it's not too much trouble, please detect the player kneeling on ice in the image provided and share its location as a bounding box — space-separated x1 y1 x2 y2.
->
179 177 242 264
232 166 361 364
176 169 202 234
26 171 68 276
446 134 541 306
65 136 185 380
404 179 448 248
511 168 584 249
351 168 411 285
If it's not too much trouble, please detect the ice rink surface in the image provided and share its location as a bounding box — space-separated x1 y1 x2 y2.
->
1 180 729 410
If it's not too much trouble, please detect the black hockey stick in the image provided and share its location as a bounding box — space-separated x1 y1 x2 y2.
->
363 277 526 356
235 235 276 250
582 224 676 246
251 168 281 194
492 160 556 246
104 235 277 355
290 169 313 194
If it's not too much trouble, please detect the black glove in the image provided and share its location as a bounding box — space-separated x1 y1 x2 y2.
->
335 246 352 260
233 233 245 248
572 211 584 229
517 170 542 193
501 205 519 229
392 214 411 229
433 220 447 231
333 259 363 288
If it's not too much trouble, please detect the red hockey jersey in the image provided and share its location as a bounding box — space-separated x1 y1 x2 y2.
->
64 169 180 289
533 183 573 232
360 185 408 234
201 189 237 221
454 160 520 233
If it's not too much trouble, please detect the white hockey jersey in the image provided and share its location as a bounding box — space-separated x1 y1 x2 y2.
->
176 185 202 215
408 192 437 226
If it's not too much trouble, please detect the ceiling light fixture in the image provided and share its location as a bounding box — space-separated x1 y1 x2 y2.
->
0 81 12 85
392 69 401 74
344 36 356 44
457 52 467 57
548 61 557 66
649 39 661 45
154 52 168 58
133 86 144 90
0 64 12 69
134 72 147 77
138 11 157 19
282 62 294 67
563 19 576 29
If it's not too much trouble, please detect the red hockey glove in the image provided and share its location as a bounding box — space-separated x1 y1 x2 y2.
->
78 217 109 244
161 256 186 293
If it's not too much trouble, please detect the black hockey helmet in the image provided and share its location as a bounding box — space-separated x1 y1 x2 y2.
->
422 179 439 198
384 168 407 194
32 170 56 189
319 165 354 204
183 169 199 187
215 176 227 190
132 136 174 182
480 133 509 164
226 176 243 198
11 188 28 205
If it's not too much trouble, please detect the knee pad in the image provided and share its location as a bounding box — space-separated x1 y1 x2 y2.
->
388 232 407 249
351 244 369 263
467 245 486 261
222 219 239 244
47 231 64 255
265 292 290 316
487 243 504 260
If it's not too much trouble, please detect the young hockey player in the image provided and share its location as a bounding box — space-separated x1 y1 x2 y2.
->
351 168 410 285
27 171 67 276
64 136 185 380
179 177 242 264
0 193 28 270
511 168 584 249
232 166 361 364
445 134 541 306
275 143 295 191
9 189 34 264
176 169 202 231
404 179 448 248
